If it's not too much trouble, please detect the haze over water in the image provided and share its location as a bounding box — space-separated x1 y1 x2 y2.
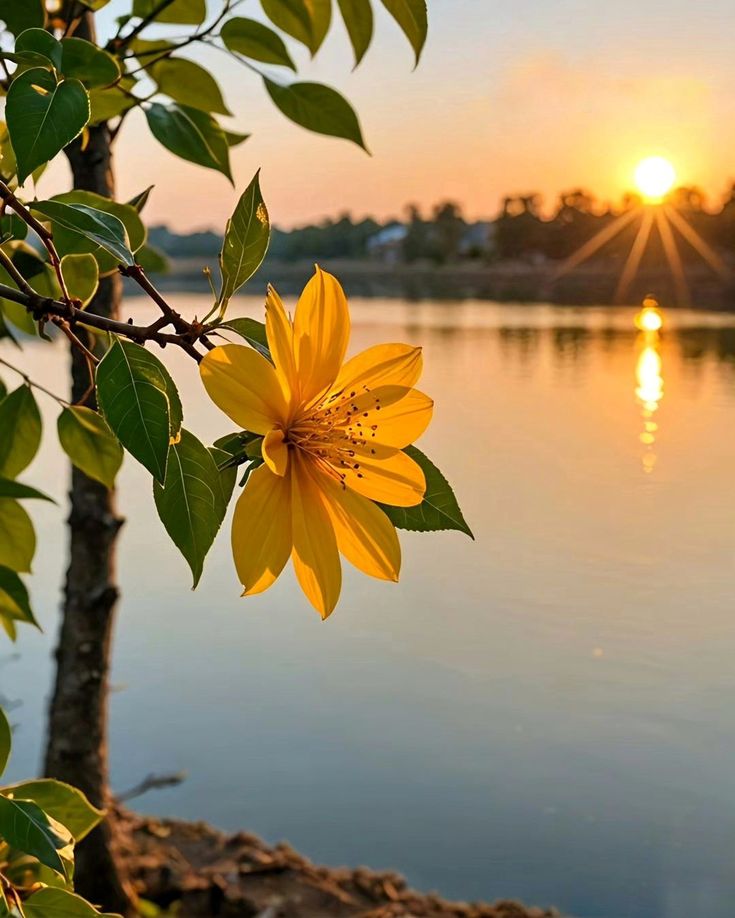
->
4 296 735 918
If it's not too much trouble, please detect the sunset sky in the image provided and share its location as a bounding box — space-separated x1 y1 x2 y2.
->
43 0 735 230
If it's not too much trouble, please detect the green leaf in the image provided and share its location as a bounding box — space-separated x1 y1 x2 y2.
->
0 213 28 243
306 0 332 54
209 446 237 512
0 0 45 36
224 129 250 148
149 57 230 115
79 0 113 9
0 793 72 877
264 78 368 151
379 446 473 538
0 565 37 628
0 477 53 502
218 171 270 310
95 339 180 484
60 38 121 89
1 780 103 842
127 185 154 212
0 499 36 572
135 243 169 274
6 69 90 185
23 887 112 918
154 429 229 587
88 85 136 125
50 191 145 275
32 199 134 268
337 0 373 66
145 102 232 182
132 0 206 24
60 254 99 306
261 0 312 48
0 706 10 778
0 299 36 336
220 17 296 69
0 385 42 479
218 317 272 362
15 28 62 69
57 407 123 490
380 0 427 65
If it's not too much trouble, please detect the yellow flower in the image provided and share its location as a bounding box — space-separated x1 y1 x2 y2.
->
200 266 433 618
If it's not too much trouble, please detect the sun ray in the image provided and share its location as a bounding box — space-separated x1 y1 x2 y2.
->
554 208 640 279
663 205 731 281
655 209 690 306
615 209 655 303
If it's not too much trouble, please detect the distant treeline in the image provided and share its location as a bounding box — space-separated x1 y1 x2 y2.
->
148 185 735 266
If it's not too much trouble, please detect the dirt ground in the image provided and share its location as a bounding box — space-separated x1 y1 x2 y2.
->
121 812 562 918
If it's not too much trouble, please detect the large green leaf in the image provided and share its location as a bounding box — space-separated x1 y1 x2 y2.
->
0 706 10 778
0 477 53 502
0 500 36 572
57 407 123 490
218 171 270 311
61 253 99 306
50 191 144 275
306 0 332 53
0 385 42 479
88 85 137 125
133 0 206 24
150 57 231 115
264 78 367 151
380 0 427 64
209 446 237 512
31 199 134 268
145 102 232 182
0 793 72 876
23 887 113 918
60 37 121 89
0 0 45 36
154 429 229 587
0 565 37 629
220 17 295 69
337 0 373 66
136 243 169 274
5 69 89 185
1 780 103 842
379 446 473 538
95 339 180 484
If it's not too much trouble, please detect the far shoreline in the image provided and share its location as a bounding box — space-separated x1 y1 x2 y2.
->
148 257 735 311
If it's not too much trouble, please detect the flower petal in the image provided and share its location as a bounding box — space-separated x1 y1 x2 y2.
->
291 452 341 618
293 266 350 403
262 428 289 476
232 463 292 596
329 442 426 507
332 343 423 394
201 344 288 434
336 385 434 449
265 285 298 406
313 466 401 582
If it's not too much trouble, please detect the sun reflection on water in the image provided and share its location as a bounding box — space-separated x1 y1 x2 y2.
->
634 300 664 473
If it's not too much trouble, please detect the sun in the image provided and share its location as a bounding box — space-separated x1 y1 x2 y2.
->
634 156 677 202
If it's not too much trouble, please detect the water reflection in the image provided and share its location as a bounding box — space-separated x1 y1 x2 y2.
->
635 333 664 474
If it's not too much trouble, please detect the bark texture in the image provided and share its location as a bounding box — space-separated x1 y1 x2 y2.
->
43 12 137 916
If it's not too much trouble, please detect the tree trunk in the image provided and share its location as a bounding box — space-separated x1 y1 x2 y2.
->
43 12 137 916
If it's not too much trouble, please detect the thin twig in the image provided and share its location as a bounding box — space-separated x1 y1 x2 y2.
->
0 357 69 405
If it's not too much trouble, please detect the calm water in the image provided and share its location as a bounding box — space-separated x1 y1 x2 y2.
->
4 297 735 918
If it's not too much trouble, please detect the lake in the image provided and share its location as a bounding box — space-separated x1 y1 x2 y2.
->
4 296 735 918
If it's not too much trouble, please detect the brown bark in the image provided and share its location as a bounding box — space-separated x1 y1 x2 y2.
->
43 11 137 916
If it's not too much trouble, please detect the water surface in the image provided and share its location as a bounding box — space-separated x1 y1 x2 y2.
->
4 298 735 918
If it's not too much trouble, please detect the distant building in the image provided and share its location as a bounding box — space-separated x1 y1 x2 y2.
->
459 221 497 258
366 223 408 263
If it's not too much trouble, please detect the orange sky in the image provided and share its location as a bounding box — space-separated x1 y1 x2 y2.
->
40 0 735 230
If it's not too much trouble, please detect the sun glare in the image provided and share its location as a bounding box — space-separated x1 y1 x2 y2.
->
634 157 676 202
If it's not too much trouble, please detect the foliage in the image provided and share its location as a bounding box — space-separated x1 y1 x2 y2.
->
0 706 108 916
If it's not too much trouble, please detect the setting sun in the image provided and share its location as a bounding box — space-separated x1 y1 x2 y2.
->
634 156 677 201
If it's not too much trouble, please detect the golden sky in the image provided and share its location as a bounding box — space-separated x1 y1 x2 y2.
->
41 0 735 230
